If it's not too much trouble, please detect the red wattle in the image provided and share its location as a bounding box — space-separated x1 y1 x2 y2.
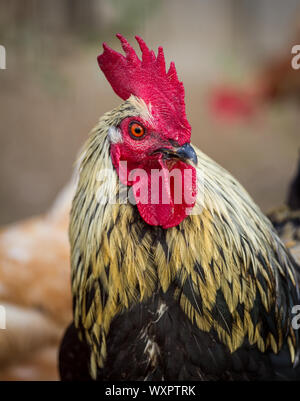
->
127 159 196 228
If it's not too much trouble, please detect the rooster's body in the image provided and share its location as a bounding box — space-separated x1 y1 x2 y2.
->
59 35 300 381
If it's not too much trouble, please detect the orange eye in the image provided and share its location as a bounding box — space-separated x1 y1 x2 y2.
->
129 122 145 139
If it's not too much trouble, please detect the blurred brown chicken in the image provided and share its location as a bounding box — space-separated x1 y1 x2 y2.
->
0 179 75 380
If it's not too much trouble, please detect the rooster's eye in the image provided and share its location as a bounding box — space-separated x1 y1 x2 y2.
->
129 122 145 139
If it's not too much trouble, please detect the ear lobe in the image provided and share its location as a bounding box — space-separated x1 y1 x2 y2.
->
108 127 123 144
110 145 129 187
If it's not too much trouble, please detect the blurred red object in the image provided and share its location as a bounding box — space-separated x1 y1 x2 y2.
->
209 86 258 121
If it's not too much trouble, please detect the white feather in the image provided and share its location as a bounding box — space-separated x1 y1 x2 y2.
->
108 126 123 144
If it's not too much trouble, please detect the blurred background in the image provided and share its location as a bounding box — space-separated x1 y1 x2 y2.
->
0 0 299 381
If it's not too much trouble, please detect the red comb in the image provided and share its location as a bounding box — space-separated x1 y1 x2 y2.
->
98 34 191 144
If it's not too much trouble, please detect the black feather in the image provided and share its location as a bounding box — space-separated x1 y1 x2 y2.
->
287 153 300 210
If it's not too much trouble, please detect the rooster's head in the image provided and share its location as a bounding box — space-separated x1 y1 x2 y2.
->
97 34 197 228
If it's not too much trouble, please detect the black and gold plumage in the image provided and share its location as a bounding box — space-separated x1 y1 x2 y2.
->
59 37 300 381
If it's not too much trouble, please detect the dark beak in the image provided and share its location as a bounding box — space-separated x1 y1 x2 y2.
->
156 143 198 165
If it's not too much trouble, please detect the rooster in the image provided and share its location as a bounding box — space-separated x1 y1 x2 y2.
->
59 35 300 381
